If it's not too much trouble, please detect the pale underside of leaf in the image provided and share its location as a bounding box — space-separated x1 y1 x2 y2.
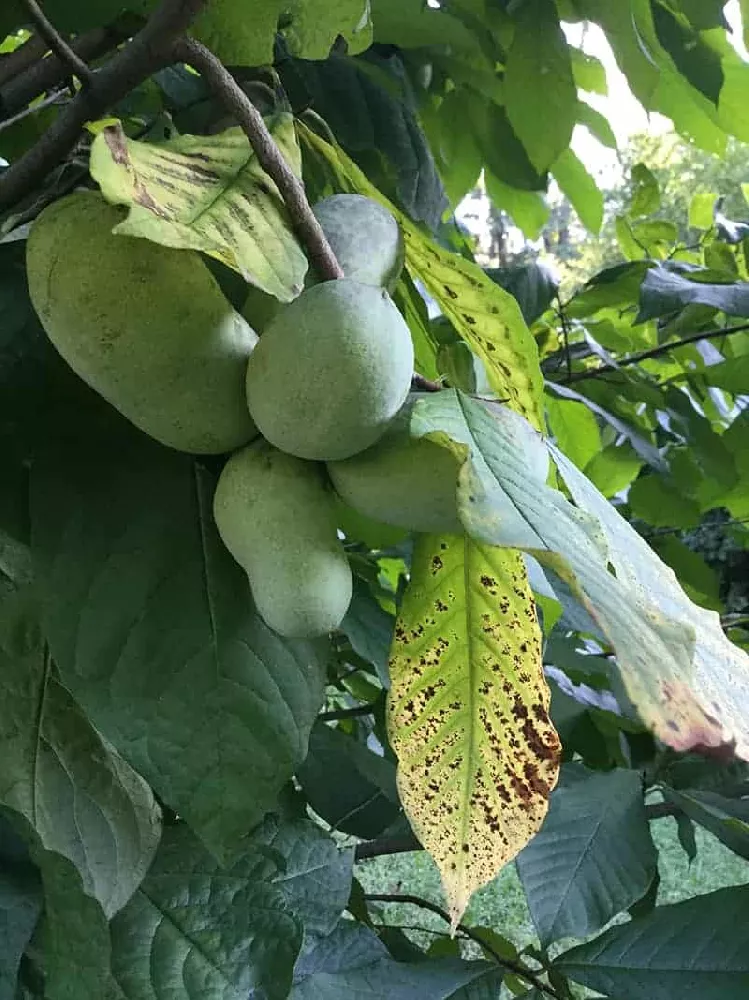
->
387 535 560 929
409 390 749 759
89 116 308 302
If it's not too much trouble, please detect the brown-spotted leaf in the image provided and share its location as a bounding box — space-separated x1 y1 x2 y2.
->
89 116 307 302
411 389 749 760
298 124 544 427
387 534 560 929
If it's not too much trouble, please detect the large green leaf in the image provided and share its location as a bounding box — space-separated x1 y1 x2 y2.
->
661 787 749 858
110 818 352 1000
0 816 42 1000
551 149 604 234
504 0 577 173
516 765 657 946
554 884 749 999
291 921 504 999
90 119 307 302
297 722 401 839
388 534 560 928
410 390 749 758
191 0 370 66
637 265 749 321
0 593 161 918
30 413 327 861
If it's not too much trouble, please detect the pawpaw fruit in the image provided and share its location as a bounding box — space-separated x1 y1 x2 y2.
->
27 191 259 454
328 395 463 533
245 278 414 461
213 442 352 637
310 194 404 291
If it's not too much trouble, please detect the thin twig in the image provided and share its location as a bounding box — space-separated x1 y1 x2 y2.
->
22 0 95 85
318 703 378 721
355 833 421 860
173 35 344 282
411 373 443 393
0 86 68 133
560 323 749 384
0 0 207 210
363 893 561 999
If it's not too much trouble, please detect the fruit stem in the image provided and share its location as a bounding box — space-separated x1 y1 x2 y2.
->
173 36 345 283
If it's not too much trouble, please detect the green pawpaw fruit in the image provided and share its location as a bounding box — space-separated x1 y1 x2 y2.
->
213 442 352 638
245 278 414 461
27 191 259 454
328 395 463 534
310 194 404 291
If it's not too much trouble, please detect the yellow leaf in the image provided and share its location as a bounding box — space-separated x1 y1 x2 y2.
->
388 536 560 929
90 116 307 302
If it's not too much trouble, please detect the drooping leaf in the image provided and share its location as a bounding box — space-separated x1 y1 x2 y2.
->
485 263 559 326
570 48 608 94
554 884 749 1000
637 265 749 321
31 412 327 862
0 815 42 1000
298 124 545 430
516 765 657 946
485 171 551 242
90 119 307 302
552 149 604 234
504 0 577 173
110 818 352 1000
388 534 560 928
0 592 161 919
661 787 749 859
297 722 401 839
410 390 749 759
544 396 602 471
291 920 504 998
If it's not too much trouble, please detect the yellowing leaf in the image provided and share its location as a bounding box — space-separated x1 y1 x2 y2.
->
388 535 560 929
298 124 545 430
90 117 307 302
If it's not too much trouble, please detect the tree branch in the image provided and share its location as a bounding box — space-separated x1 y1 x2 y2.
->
559 323 749 385
363 893 561 999
0 33 48 88
22 0 95 86
0 86 68 134
355 833 421 860
172 36 344 282
0 0 206 210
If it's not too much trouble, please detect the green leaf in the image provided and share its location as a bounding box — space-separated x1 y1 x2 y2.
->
0 816 42 1000
689 192 718 229
570 48 608 94
0 594 161 919
651 536 721 611
111 818 352 1000
584 442 644 498
637 266 749 321
516 765 657 946
388 535 560 928
297 722 401 839
90 119 307 302
504 0 577 173
426 89 483 210
651 1 723 105
662 787 749 859
576 100 618 149
551 149 603 234
31 416 327 862
544 396 602 471
287 54 447 229
410 390 749 758
485 172 550 242
191 0 370 66
628 475 702 529
468 98 547 192
630 163 661 217
485 263 559 326
700 354 749 394
554 884 749 999
291 921 504 998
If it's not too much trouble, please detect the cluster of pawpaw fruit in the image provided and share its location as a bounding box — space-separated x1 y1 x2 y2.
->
27 189 461 638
